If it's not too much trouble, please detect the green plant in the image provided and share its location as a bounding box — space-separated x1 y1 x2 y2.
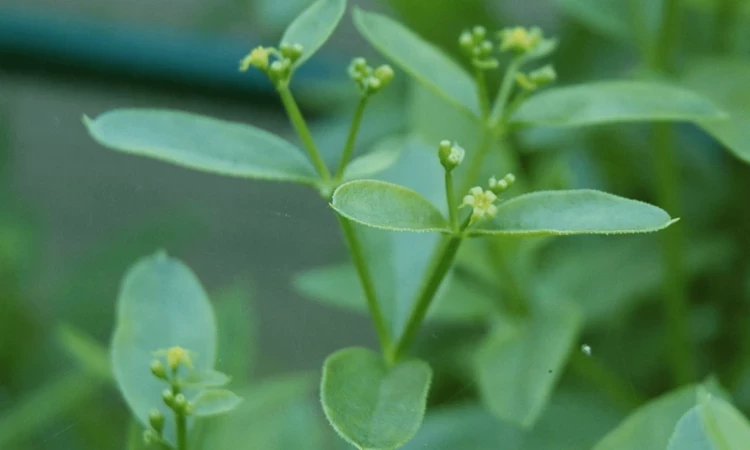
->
78 0 750 448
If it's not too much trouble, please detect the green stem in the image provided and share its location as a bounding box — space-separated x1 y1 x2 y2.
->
337 215 392 359
171 382 187 450
277 84 331 181
653 0 682 74
391 234 465 361
459 127 493 196
489 57 522 128
445 171 459 231
475 68 491 119
335 96 369 180
570 352 647 411
654 124 693 384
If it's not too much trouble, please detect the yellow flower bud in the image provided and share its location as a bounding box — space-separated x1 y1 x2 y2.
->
239 46 270 72
498 27 543 54
166 346 192 370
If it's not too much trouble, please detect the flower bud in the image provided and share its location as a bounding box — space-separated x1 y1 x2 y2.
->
488 173 516 194
239 46 270 72
373 65 394 88
530 65 557 85
174 393 188 413
148 409 164 435
459 31 474 52
162 389 175 408
166 346 192 371
472 26 487 40
143 429 159 445
438 140 465 172
498 26 543 54
280 42 304 62
150 360 167 380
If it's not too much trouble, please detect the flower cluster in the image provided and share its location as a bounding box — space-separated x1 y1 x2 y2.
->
438 140 465 172
462 174 516 225
348 57 395 96
239 42 304 86
459 26 499 70
515 65 557 91
498 26 546 54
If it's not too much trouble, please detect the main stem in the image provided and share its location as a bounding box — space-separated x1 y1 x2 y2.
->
338 216 392 359
172 383 187 450
335 96 369 179
445 171 458 231
649 0 693 385
277 84 331 181
391 235 464 361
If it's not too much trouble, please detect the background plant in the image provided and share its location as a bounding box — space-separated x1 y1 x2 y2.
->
1 0 749 448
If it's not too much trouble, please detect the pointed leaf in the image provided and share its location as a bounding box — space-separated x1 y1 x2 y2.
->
331 180 449 232
111 252 217 441
475 303 581 427
511 82 726 127
594 383 726 450
281 0 346 69
191 389 243 418
85 109 319 185
293 263 497 323
472 190 676 237
321 347 432 450
343 136 404 181
182 370 231 388
353 8 480 118
682 59 750 164
667 391 750 450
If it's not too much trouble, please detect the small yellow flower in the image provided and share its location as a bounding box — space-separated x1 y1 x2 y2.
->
239 46 270 72
165 346 192 370
498 27 542 53
461 187 498 223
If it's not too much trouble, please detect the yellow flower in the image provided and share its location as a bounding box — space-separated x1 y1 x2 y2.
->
165 346 192 370
240 46 270 72
498 27 542 53
461 187 498 223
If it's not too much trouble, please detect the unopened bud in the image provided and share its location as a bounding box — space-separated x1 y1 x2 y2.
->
174 393 188 413
530 65 557 85
143 429 159 445
459 31 474 51
488 173 516 193
239 46 270 72
280 42 304 62
438 140 465 171
162 389 175 408
148 409 164 435
472 26 487 40
373 65 394 88
479 40 493 56
150 360 167 380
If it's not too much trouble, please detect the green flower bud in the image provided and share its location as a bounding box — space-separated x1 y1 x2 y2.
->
150 360 167 380
529 65 557 85
174 393 188 413
515 72 537 91
239 46 270 72
373 65 394 88
488 173 516 194
438 140 465 172
472 25 487 41
280 42 304 62
162 389 175 408
479 40 493 56
143 429 159 445
459 31 474 52
148 409 164 435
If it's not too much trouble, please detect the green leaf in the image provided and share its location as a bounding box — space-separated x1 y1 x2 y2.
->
555 0 662 45
200 374 326 450
475 303 582 427
343 135 404 181
353 8 480 118
472 190 676 237
281 0 346 69
214 283 256 382
111 251 217 442
56 324 112 380
182 370 231 388
594 383 726 450
321 347 432 450
191 389 243 418
682 59 750 164
511 82 726 127
667 390 750 450
84 109 319 185
331 180 449 232
293 263 498 323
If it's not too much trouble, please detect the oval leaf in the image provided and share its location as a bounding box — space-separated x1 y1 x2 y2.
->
111 251 217 440
331 180 449 232
321 347 432 450
475 303 581 427
472 190 677 237
667 390 750 450
511 81 726 127
84 109 319 185
191 389 243 418
182 369 231 388
353 8 480 118
281 0 346 69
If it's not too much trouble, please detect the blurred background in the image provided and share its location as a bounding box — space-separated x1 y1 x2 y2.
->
0 0 749 448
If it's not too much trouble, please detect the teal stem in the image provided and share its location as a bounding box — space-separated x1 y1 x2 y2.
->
391 231 466 361
335 96 369 180
337 215 392 360
445 171 459 231
489 57 522 128
277 84 331 181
